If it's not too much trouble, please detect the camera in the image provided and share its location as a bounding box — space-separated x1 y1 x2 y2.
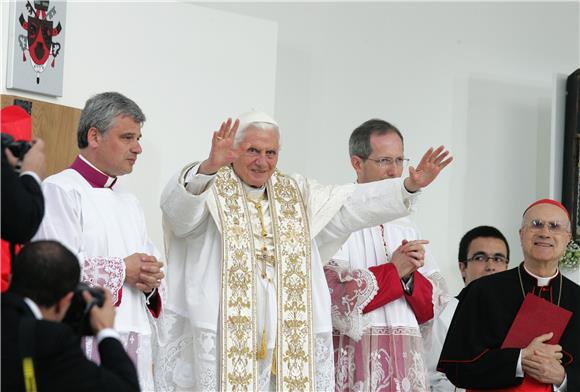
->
1 133 32 161
62 283 105 336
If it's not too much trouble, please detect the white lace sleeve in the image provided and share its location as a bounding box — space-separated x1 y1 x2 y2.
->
428 270 450 318
324 261 379 341
82 256 126 305
420 270 450 352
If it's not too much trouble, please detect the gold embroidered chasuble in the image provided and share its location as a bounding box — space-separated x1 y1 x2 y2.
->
213 166 315 392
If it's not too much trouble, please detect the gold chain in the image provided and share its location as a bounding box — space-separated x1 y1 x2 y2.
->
248 197 276 281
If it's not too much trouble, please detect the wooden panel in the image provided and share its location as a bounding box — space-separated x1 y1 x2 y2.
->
2 94 81 177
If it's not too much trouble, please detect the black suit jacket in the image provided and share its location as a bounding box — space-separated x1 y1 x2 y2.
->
0 158 45 244
1 293 140 392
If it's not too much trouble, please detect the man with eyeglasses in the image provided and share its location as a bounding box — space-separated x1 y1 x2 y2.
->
428 225 510 391
157 113 452 391
459 225 511 286
326 119 451 392
438 199 579 391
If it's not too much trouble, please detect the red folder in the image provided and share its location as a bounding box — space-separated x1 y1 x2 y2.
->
501 293 572 349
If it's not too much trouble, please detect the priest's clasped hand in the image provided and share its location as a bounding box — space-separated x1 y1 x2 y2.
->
124 253 165 293
391 239 428 279
403 146 452 193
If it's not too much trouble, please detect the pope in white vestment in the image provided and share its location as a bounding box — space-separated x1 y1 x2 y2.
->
155 112 450 392
33 92 165 391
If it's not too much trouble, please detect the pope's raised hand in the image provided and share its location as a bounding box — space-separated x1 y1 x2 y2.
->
198 118 244 175
404 146 453 193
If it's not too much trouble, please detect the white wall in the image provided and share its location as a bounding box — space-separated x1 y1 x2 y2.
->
206 2 579 294
2 2 278 253
3 1 578 295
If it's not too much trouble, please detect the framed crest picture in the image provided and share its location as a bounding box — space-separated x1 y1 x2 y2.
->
6 0 67 97
562 69 579 240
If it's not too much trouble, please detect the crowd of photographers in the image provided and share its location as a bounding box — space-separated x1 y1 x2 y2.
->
1 105 139 391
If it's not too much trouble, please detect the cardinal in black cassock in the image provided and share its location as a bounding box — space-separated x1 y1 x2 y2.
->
437 199 579 392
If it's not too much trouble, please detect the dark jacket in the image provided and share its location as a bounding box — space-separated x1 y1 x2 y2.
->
1 292 140 392
1 158 45 291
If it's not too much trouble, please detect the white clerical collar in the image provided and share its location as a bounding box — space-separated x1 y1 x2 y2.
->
243 182 266 201
78 154 117 188
23 297 43 320
523 265 558 287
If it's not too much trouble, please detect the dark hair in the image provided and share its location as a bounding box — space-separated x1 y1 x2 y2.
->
77 92 146 148
348 119 404 159
9 240 80 307
458 225 510 265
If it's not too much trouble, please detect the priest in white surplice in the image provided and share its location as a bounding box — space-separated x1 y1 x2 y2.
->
156 112 450 392
325 119 451 392
33 92 165 391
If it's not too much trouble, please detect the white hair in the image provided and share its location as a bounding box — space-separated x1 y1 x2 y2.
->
234 121 281 148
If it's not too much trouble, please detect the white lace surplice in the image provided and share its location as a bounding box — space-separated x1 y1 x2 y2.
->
33 169 164 392
329 218 449 392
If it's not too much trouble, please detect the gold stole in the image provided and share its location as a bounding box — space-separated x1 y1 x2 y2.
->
213 166 314 391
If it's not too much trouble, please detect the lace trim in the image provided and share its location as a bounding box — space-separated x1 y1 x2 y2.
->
420 270 449 351
154 309 335 391
314 333 334 391
326 261 379 341
154 310 219 392
356 325 422 337
334 330 428 392
427 271 449 317
82 256 125 305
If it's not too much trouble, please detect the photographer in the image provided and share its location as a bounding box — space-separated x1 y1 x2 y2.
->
1 240 140 392
1 105 46 292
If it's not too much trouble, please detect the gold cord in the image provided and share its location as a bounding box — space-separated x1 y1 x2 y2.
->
248 198 268 238
247 194 278 370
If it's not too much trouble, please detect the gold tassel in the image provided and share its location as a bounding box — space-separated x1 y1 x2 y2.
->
271 346 277 376
256 327 267 360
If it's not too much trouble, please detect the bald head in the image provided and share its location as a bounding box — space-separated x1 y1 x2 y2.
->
521 203 571 231
519 203 572 273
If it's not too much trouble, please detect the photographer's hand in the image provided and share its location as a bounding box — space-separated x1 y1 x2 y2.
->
83 289 115 334
5 138 46 179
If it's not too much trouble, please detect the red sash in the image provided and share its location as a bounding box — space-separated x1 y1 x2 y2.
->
1 240 20 292
468 376 551 392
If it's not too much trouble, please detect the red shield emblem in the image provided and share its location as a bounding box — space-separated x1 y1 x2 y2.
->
17 0 63 84
27 16 53 65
